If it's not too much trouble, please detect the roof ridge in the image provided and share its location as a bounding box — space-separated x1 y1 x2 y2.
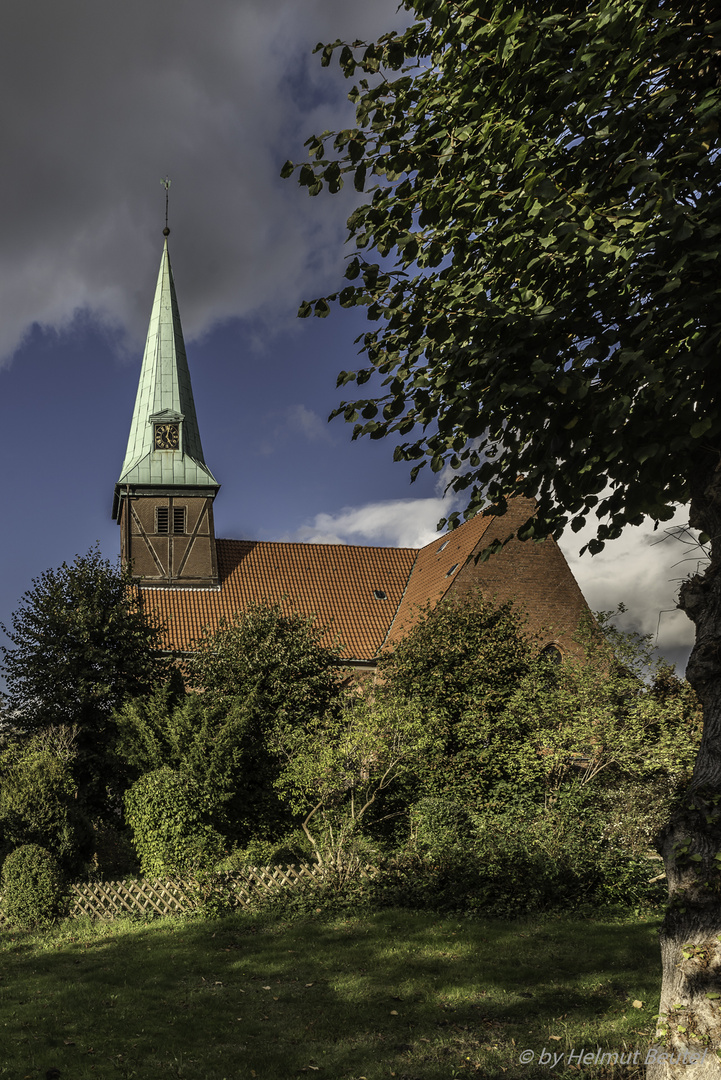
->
376 549 420 656
216 537 420 554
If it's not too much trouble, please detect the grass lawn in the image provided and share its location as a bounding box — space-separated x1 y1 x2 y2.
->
0 908 663 1079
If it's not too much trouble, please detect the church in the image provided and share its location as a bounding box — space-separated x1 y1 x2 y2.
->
113 234 591 669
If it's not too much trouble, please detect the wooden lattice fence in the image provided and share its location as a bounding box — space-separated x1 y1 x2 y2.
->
0 862 339 926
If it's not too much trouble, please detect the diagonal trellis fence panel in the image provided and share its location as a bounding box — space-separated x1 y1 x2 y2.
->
0 862 343 926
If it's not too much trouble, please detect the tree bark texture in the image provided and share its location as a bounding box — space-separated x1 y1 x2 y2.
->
651 455 721 1079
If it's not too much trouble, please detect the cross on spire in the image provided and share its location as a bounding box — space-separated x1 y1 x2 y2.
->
161 176 171 236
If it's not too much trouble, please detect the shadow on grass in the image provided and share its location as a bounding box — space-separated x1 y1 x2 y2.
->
0 909 662 1080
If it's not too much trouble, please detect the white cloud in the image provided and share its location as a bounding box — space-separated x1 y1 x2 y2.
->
558 507 704 668
292 497 454 549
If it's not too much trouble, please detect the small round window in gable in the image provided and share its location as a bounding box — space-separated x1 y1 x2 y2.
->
540 644 563 665
373 589 387 600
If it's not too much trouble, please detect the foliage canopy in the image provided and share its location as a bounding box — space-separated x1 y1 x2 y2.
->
0 549 165 815
378 597 700 808
114 685 289 846
190 600 344 724
0 729 92 872
284 0 721 552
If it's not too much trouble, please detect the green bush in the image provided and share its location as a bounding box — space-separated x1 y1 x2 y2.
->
215 830 315 872
410 796 473 855
1 844 67 928
124 767 225 876
0 746 91 873
267 792 664 920
375 795 664 917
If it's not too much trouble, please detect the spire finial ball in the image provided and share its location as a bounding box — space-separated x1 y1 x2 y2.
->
163 227 170 237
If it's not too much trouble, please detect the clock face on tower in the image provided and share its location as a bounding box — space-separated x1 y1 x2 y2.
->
154 423 180 450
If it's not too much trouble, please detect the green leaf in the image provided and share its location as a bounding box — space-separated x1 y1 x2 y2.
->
690 418 712 439
288 1 718 566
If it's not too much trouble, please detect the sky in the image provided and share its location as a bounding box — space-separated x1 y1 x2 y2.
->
0 0 700 680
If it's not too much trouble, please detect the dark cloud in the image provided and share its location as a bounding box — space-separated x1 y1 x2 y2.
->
0 0 404 361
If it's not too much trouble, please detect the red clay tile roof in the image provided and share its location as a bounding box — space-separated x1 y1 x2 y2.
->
383 511 495 647
140 538 418 661
138 504 589 663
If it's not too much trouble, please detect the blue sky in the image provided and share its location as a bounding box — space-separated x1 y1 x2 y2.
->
0 0 698 679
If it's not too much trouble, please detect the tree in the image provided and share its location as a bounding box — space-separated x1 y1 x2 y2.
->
0 727 93 873
284 3 721 1070
114 685 287 847
378 594 533 804
502 611 702 806
273 692 438 878
190 600 344 724
182 601 346 843
0 548 166 818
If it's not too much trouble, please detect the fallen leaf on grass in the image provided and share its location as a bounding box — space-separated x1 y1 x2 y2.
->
263 985 272 990
305 983 314 987
549 1036 561 1041
632 1000 644 1009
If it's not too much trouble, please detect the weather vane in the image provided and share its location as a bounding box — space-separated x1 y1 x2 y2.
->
161 176 171 236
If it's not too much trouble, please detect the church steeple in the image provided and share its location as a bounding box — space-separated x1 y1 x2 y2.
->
113 233 220 588
115 237 218 491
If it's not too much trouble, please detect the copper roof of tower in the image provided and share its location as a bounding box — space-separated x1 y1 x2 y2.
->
114 238 218 501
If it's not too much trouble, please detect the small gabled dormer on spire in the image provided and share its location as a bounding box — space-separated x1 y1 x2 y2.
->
113 216 220 588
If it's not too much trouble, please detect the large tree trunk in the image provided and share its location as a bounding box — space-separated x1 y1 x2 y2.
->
650 460 721 1079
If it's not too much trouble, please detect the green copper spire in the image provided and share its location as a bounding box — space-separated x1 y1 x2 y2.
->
115 238 218 492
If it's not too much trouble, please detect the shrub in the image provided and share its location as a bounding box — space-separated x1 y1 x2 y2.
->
0 744 92 873
124 767 225 876
383 795 665 917
1 844 67 928
410 796 473 855
215 830 315 872
114 686 292 849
